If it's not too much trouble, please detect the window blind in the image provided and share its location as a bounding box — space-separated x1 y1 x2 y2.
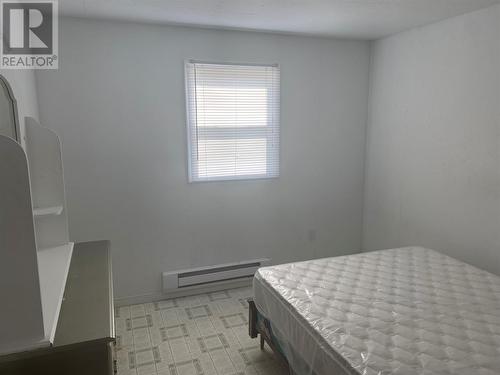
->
185 61 280 182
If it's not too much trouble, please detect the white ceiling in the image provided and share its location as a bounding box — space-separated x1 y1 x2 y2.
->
60 0 500 39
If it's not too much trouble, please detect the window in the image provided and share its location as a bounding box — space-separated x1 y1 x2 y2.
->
185 61 280 182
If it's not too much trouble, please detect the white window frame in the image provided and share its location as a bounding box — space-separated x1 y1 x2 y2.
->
184 60 280 183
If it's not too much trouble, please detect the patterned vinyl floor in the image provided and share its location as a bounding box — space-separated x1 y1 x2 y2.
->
114 286 288 375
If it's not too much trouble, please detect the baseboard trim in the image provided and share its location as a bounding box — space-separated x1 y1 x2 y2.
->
114 292 165 307
114 278 253 307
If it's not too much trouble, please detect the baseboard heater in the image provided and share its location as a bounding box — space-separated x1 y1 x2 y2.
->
162 258 270 292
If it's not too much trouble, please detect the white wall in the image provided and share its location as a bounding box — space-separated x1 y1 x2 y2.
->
0 69 39 140
36 18 371 301
363 5 500 274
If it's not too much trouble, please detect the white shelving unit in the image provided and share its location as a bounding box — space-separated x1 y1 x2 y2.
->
0 117 73 355
37 243 74 342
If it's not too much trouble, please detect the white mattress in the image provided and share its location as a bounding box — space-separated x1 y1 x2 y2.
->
253 247 500 375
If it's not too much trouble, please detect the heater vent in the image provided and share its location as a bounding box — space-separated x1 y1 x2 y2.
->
162 259 270 292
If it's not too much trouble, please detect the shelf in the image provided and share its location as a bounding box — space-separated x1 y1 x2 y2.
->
33 205 63 218
37 242 74 344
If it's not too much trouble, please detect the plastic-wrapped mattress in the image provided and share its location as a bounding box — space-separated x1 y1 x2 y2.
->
253 247 500 375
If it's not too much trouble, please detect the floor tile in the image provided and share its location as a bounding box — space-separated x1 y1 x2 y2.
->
116 287 285 375
130 304 146 318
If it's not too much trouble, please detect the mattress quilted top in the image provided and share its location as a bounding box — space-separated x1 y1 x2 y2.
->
255 247 500 375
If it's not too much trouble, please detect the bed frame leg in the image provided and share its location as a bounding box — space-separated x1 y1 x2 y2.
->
247 298 292 372
248 298 258 339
